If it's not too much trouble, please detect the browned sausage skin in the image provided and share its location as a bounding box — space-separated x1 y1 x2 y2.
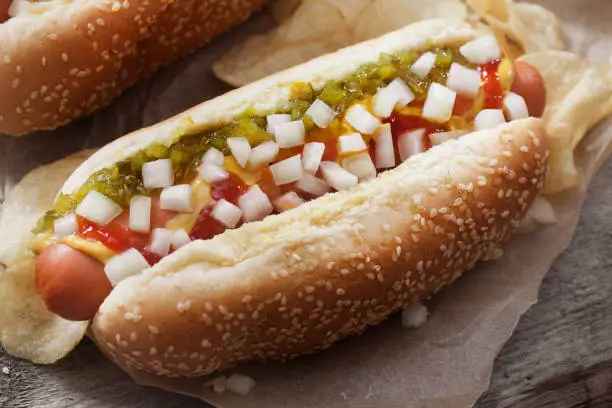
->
0 0 11 23
512 61 547 118
35 244 111 321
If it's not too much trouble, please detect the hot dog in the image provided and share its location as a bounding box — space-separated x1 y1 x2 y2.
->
27 20 549 377
0 0 268 136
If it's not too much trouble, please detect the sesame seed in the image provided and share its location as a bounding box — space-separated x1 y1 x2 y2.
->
520 145 529 153
149 347 157 355
61 53 68 62
336 288 346 296
46 33 58 40
148 325 159 335
130 332 138 342
382 223 391 232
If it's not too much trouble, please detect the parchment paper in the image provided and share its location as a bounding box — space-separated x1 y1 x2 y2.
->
1 1 611 407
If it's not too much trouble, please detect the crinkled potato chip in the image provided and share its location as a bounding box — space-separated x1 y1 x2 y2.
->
518 52 612 194
213 0 467 87
0 150 94 364
466 0 565 54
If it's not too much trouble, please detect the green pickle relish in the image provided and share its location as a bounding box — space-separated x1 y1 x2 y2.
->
36 45 469 233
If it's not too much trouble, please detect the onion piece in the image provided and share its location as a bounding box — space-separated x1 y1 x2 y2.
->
53 213 78 238
227 137 251 168
446 63 481 98
373 86 401 118
302 142 325 173
142 158 174 189
199 163 229 183
401 302 428 328
374 124 395 169
104 248 150 286
503 92 529 121
274 120 306 148
295 173 331 197
201 147 224 167
422 83 456 123
474 109 506 131
226 374 256 396
160 184 194 213
320 161 358 191
410 52 436 79
270 154 303 185
342 153 377 181
149 228 173 257
398 129 425 161
345 105 381 135
129 195 152 233
212 199 243 228
171 229 191 249
248 141 279 168
387 78 415 107
274 191 305 213
459 35 502 65
76 191 122 226
266 114 292 134
305 99 336 128
238 186 273 222
339 133 367 154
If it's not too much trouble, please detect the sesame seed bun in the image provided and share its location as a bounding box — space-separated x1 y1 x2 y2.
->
92 118 549 377
0 0 267 136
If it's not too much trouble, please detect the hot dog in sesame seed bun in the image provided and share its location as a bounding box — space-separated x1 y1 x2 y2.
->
6 19 552 375
0 0 268 136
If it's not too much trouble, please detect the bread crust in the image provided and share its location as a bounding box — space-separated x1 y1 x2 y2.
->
92 118 549 377
0 0 267 136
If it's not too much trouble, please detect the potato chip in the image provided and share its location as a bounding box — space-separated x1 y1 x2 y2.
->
0 150 94 363
213 0 466 87
466 0 565 54
518 52 612 194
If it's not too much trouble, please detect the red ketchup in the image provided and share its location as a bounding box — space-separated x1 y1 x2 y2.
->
189 173 249 241
480 59 504 110
379 114 447 164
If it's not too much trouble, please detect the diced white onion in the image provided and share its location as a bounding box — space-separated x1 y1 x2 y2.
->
422 83 456 123
295 173 331 197
459 35 502 65
227 137 251 168
503 92 529 121
345 105 381 135
149 228 173 257
199 163 229 183
129 195 151 233
320 161 358 191
305 99 336 128
270 155 303 186
226 374 256 396
160 184 194 213
211 199 243 228
401 302 428 328
53 213 78 238
373 86 401 118
171 229 191 249
339 133 367 154
104 248 150 286
266 114 292 134
76 191 122 226
474 109 506 131
238 186 273 222
142 158 174 189
446 63 481 98
429 131 465 146
201 147 224 167
387 78 415 107
302 142 325 173
528 196 558 225
410 52 436 79
248 141 279 168
274 120 306 148
342 153 377 181
273 191 305 213
398 129 425 161
374 124 395 169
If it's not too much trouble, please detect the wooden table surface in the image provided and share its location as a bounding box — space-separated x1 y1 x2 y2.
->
2 156 611 408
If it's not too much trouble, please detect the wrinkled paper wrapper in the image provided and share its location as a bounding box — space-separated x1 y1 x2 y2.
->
2 1 612 407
